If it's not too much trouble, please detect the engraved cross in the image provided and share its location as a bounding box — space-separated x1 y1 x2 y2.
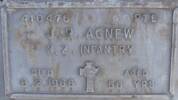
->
79 61 100 93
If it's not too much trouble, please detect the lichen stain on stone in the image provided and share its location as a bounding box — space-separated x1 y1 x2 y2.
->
63 10 73 24
88 15 93 21
176 80 178 88
47 25 72 41
77 10 84 26
159 26 170 40
52 64 60 79
15 26 48 64
106 9 119 26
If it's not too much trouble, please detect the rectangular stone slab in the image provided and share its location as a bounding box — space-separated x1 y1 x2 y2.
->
1 1 177 100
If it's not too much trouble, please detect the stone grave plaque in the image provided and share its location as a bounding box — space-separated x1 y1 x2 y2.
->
1 1 178 100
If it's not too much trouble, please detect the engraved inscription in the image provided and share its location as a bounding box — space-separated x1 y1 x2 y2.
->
79 44 132 56
5 8 172 95
134 13 158 23
84 27 134 41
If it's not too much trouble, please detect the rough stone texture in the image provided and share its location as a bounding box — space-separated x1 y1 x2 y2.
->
1 0 178 100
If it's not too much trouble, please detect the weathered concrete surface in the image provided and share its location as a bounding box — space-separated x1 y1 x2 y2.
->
1 0 178 100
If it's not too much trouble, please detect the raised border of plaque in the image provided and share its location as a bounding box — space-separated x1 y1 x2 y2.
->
1 1 177 100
